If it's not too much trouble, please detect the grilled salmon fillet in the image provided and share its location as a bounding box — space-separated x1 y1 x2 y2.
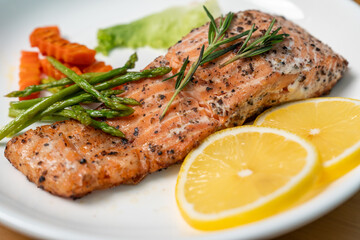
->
5 10 348 198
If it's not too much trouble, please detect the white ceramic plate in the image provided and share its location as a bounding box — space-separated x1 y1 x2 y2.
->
0 0 359 239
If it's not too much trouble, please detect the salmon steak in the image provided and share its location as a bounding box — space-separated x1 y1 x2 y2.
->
5 10 348 198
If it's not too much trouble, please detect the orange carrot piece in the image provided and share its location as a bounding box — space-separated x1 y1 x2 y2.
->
82 61 113 73
29 26 60 47
19 51 41 100
40 58 82 80
30 26 96 65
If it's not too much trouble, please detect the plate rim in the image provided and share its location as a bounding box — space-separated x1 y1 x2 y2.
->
0 164 360 240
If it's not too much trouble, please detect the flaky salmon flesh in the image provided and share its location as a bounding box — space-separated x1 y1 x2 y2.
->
5 10 348 198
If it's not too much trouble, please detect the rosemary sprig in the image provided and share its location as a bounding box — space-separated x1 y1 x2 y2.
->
159 7 252 120
159 7 288 120
220 19 289 67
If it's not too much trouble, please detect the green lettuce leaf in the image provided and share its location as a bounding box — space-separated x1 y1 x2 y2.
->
96 0 220 55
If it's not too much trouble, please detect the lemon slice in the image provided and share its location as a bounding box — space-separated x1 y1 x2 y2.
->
255 97 360 181
176 126 320 230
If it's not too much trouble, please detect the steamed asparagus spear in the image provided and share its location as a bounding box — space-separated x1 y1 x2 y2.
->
9 106 134 120
5 52 137 98
47 57 125 111
60 106 125 138
10 89 125 109
1 67 171 140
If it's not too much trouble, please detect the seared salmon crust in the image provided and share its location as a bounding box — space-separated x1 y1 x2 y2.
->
5 10 348 198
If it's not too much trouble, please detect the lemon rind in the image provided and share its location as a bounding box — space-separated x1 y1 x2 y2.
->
254 97 360 170
176 126 319 221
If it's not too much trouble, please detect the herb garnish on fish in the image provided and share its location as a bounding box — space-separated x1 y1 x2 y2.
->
159 7 288 120
220 19 289 67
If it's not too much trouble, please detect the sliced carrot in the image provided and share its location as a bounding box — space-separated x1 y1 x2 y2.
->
30 26 96 65
62 43 96 65
19 51 41 100
82 61 113 73
29 26 60 47
40 58 82 80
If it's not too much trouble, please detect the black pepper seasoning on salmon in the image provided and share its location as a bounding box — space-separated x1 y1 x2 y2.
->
134 127 139 136
39 176 45 183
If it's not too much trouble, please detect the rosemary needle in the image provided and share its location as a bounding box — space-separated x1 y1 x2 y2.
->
220 19 289 67
159 7 288 120
159 6 251 120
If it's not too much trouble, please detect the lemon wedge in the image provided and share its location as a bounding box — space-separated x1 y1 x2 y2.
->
176 126 320 230
255 97 360 181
